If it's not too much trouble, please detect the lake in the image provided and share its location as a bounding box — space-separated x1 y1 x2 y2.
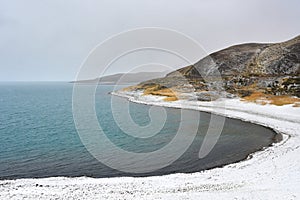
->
0 82 278 179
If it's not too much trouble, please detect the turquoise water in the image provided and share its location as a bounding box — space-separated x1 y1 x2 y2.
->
0 82 277 179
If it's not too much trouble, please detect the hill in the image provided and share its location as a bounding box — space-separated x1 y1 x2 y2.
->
71 71 169 85
125 35 300 105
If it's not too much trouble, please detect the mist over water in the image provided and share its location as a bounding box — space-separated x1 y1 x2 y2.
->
0 83 276 179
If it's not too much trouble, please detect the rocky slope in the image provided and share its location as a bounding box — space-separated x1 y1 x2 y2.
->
127 35 300 102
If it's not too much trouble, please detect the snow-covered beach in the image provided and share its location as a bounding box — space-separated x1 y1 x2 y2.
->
1 90 299 200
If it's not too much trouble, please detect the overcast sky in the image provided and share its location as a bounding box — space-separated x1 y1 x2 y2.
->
0 0 300 81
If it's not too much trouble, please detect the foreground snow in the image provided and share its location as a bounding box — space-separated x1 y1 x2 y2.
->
1 91 300 200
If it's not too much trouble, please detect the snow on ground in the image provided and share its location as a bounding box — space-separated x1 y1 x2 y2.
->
1 91 299 200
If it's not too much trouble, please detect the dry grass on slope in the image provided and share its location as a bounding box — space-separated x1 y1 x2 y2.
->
121 84 179 102
143 87 178 102
242 92 300 106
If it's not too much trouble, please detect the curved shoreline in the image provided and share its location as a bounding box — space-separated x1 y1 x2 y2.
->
1 91 299 199
111 90 287 159
111 91 285 172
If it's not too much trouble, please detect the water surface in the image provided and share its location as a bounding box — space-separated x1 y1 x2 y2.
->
0 82 278 179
